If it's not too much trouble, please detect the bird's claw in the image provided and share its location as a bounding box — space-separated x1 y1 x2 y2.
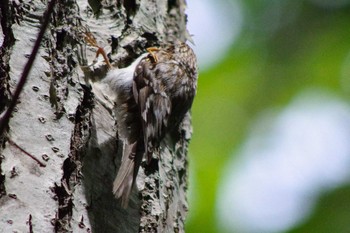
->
147 47 160 63
83 31 112 69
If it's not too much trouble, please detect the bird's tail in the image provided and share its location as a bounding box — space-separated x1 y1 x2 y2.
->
113 141 140 208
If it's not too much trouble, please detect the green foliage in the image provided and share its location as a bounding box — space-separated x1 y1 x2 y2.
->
288 186 350 233
186 1 350 232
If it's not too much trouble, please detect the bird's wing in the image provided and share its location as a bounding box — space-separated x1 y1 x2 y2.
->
133 57 171 161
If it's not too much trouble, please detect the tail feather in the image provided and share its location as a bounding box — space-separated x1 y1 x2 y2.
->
113 141 138 208
113 159 134 208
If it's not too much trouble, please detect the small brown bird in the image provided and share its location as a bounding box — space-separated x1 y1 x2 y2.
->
102 41 198 207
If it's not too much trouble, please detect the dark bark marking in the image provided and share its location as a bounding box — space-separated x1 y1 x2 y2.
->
141 32 159 47
111 35 119 54
0 160 5 198
87 0 102 16
54 182 73 230
49 1 82 120
54 84 94 232
167 0 179 12
143 158 159 176
27 214 33 233
0 0 15 48
123 0 138 24
0 0 15 147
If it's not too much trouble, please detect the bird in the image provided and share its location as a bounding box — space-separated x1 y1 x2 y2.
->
101 40 198 207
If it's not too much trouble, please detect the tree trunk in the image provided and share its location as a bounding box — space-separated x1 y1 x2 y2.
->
0 0 191 232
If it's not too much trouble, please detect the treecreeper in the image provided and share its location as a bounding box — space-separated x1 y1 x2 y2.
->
88 38 198 207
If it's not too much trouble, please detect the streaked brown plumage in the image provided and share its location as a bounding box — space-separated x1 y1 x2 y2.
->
104 41 198 207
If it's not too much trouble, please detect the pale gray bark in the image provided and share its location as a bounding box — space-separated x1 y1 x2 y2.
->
0 0 191 232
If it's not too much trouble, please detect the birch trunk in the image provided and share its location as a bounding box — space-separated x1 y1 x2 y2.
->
0 0 191 232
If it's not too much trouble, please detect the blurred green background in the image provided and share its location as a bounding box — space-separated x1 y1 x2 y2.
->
185 0 350 232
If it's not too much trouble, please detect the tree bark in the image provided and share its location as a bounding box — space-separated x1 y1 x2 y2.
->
0 0 191 232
